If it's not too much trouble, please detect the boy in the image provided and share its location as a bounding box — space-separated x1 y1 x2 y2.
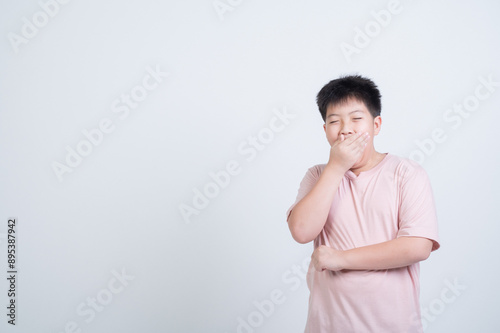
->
286 75 440 332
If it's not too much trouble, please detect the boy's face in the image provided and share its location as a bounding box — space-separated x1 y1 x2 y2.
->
323 98 382 164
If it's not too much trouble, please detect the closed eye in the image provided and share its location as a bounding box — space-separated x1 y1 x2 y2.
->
329 118 361 124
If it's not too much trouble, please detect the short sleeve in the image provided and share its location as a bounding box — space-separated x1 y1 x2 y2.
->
286 165 321 222
396 161 440 251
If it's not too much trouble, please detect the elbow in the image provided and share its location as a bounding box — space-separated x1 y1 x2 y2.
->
419 246 432 261
288 222 314 244
415 249 431 262
292 232 312 244
287 210 317 244
410 238 434 262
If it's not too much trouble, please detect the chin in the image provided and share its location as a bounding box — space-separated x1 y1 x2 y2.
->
352 155 366 169
350 161 361 170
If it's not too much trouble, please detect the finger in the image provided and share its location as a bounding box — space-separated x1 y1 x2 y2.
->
354 138 368 152
333 134 344 144
361 133 370 148
352 132 370 146
335 133 352 145
344 132 364 145
354 133 369 146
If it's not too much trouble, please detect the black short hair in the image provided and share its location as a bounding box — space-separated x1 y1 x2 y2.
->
316 75 381 122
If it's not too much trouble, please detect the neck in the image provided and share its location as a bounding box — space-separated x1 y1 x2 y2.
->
350 149 386 176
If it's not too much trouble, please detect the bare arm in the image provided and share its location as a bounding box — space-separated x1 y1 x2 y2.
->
288 132 370 244
311 236 434 271
287 165 344 244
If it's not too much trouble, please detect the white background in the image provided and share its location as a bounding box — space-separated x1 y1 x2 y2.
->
1 0 499 332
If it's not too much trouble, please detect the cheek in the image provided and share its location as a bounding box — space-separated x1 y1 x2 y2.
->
354 122 368 131
328 125 340 133
327 132 338 143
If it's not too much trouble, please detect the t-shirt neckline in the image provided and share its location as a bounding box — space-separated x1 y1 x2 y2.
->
345 153 390 180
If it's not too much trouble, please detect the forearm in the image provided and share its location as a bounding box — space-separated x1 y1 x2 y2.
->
288 165 345 244
340 236 433 270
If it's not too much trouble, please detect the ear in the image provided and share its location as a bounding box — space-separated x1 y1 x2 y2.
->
323 123 326 133
373 116 382 136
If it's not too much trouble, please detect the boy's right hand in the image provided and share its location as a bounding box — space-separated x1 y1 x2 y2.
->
327 132 370 173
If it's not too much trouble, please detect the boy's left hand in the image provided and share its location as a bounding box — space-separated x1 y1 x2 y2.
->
311 245 344 272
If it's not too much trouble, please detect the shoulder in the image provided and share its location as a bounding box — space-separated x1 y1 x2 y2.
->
386 153 430 183
300 163 327 181
308 163 327 175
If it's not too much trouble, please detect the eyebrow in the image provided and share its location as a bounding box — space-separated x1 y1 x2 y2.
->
327 110 364 118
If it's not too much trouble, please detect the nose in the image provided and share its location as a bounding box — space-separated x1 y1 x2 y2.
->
339 122 354 136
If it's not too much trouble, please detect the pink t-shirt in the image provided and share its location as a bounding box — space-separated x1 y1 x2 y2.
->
286 153 440 333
